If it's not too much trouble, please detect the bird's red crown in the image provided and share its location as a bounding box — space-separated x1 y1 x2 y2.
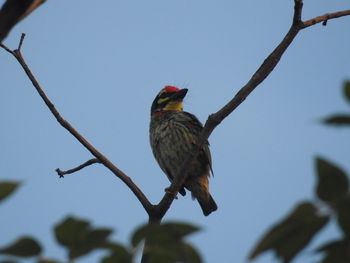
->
163 86 180 93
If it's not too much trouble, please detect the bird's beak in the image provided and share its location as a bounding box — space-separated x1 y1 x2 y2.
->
171 88 188 101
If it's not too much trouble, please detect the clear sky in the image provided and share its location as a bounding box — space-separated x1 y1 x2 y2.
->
1 0 350 262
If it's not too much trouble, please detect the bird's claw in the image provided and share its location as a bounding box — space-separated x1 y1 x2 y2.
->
164 187 178 199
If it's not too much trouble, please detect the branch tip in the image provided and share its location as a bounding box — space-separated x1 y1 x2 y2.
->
55 168 65 178
18 33 26 51
55 158 101 177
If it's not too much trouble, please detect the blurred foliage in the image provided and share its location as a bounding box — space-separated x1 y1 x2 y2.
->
131 222 202 263
0 237 41 257
2 81 350 263
0 182 20 203
0 183 202 263
249 202 329 262
323 81 350 126
249 81 350 263
54 216 113 260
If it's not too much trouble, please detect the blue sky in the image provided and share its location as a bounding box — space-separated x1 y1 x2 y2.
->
1 0 350 262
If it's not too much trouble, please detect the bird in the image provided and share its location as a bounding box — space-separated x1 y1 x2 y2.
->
149 85 217 216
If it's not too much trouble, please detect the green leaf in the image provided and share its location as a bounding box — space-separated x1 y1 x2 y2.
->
54 216 90 247
0 237 41 257
323 115 350 126
315 157 349 204
337 196 350 237
249 202 329 263
54 216 113 260
181 243 202 263
101 243 132 263
162 222 200 238
316 239 350 263
131 222 200 247
343 80 350 103
0 260 18 263
131 222 201 263
86 228 113 248
37 259 61 263
0 182 20 203
142 243 202 263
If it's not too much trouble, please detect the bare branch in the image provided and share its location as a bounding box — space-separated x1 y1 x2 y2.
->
56 158 101 178
2 0 350 226
0 40 153 214
0 41 13 54
293 0 303 25
17 32 25 50
151 0 350 220
302 9 350 28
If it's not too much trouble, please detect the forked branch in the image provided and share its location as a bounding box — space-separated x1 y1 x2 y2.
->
152 0 350 220
1 0 350 223
1 35 153 213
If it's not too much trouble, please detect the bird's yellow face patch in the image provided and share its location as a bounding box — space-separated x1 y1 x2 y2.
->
151 87 187 114
157 97 170 104
162 101 183 111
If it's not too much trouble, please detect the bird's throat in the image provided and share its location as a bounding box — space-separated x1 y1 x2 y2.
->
163 101 183 111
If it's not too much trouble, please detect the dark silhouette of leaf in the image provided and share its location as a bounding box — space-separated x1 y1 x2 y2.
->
316 239 350 263
249 202 329 263
182 243 202 263
0 181 20 203
53 216 113 260
343 80 350 103
141 243 202 263
323 115 350 126
315 157 349 204
54 216 90 247
101 243 132 263
0 260 18 263
86 228 113 247
131 222 201 263
0 237 41 257
37 258 60 263
337 196 350 237
0 0 46 41
131 221 200 247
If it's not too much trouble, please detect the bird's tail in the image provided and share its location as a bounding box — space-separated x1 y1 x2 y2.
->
198 194 218 216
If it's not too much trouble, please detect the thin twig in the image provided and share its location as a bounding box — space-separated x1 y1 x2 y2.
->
302 9 350 28
0 35 153 214
1 0 350 226
150 0 350 220
56 158 101 178
17 33 25 50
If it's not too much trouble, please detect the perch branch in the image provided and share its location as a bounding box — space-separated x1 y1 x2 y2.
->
150 0 350 220
56 158 101 178
2 0 350 225
0 35 153 214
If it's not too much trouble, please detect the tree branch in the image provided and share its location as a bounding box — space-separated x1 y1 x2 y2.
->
56 158 101 178
0 34 153 214
150 0 350 220
2 2 350 262
302 9 350 28
1 0 350 226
